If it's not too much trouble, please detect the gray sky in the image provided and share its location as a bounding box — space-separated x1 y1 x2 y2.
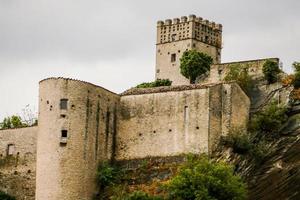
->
0 0 299 121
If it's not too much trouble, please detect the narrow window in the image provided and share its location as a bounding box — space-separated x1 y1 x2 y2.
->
61 130 68 138
184 106 189 123
7 144 15 156
60 99 68 110
171 54 176 62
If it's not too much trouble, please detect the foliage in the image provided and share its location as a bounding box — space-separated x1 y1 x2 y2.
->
0 115 26 129
224 64 253 95
292 62 300 88
222 128 252 155
222 128 271 164
123 191 163 200
290 88 300 101
166 155 247 200
281 74 295 87
0 191 16 200
136 79 172 88
96 162 122 189
180 50 213 84
262 60 280 84
249 101 288 137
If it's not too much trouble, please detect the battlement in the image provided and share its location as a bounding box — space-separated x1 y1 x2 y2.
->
156 14 222 48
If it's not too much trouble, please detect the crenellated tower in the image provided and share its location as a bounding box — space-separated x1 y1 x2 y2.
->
155 14 222 85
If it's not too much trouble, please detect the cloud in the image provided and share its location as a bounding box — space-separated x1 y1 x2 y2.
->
0 0 299 120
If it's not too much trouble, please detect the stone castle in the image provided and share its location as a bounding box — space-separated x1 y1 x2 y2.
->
0 15 280 200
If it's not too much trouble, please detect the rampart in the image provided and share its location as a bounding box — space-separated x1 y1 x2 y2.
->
0 126 38 200
116 82 250 160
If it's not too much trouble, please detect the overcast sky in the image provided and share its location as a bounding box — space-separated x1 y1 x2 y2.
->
0 0 299 121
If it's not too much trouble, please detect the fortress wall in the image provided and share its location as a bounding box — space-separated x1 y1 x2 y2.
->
116 87 211 160
36 78 120 200
208 58 279 83
0 126 38 200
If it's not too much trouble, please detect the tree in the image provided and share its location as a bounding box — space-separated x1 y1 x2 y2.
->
0 115 26 129
166 155 247 200
136 79 172 88
293 62 300 88
262 60 280 84
180 50 213 84
224 64 253 95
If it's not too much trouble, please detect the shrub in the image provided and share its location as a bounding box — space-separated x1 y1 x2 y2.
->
166 155 247 200
262 60 280 84
250 101 288 137
0 115 30 130
136 79 172 88
224 64 253 95
281 74 295 87
124 191 163 200
222 128 252 154
96 162 122 188
0 191 16 200
180 50 213 84
293 62 300 88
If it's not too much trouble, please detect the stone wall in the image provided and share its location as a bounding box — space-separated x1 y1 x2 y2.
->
116 82 250 160
36 78 120 200
208 58 279 83
0 126 38 200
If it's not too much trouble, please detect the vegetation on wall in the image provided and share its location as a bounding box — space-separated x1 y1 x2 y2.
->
166 155 247 200
136 79 172 88
96 162 122 189
222 102 288 164
224 64 253 95
262 60 280 84
0 105 38 130
292 62 300 89
95 155 247 200
180 50 213 84
0 191 16 200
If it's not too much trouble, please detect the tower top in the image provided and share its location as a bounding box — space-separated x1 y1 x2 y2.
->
157 14 222 31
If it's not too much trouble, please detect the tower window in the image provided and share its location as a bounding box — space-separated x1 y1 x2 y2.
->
61 130 68 138
171 34 176 41
171 54 176 62
60 99 68 110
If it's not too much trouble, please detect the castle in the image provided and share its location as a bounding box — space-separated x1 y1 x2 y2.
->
0 15 279 200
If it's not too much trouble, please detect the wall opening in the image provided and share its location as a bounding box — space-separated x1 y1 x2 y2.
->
7 144 15 156
61 130 68 138
60 99 68 110
184 106 189 123
171 54 176 62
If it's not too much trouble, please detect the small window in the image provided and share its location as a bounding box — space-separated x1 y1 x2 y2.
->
61 130 68 138
156 69 160 73
7 144 15 156
171 54 176 62
60 99 68 110
171 34 176 41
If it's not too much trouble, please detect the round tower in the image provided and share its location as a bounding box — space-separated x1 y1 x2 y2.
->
36 77 119 200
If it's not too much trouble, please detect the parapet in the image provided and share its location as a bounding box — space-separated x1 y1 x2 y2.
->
157 14 222 31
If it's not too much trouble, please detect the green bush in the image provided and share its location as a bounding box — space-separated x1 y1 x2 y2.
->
166 155 247 200
0 115 28 130
0 191 16 200
180 50 213 84
96 162 122 188
292 62 300 88
222 128 252 154
224 64 253 95
123 191 163 200
262 60 280 84
250 102 288 137
136 79 172 88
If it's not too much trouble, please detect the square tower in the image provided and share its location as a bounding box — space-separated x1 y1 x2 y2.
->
155 15 222 85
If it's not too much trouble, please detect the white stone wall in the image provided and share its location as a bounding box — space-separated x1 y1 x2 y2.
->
0 126 37 200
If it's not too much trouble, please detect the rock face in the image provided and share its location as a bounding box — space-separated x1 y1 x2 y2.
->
214 99 300 200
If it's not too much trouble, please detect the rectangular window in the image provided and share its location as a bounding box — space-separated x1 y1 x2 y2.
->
60 99 68 110
171 54 176 62
7 144 15 156
61 130 68 138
